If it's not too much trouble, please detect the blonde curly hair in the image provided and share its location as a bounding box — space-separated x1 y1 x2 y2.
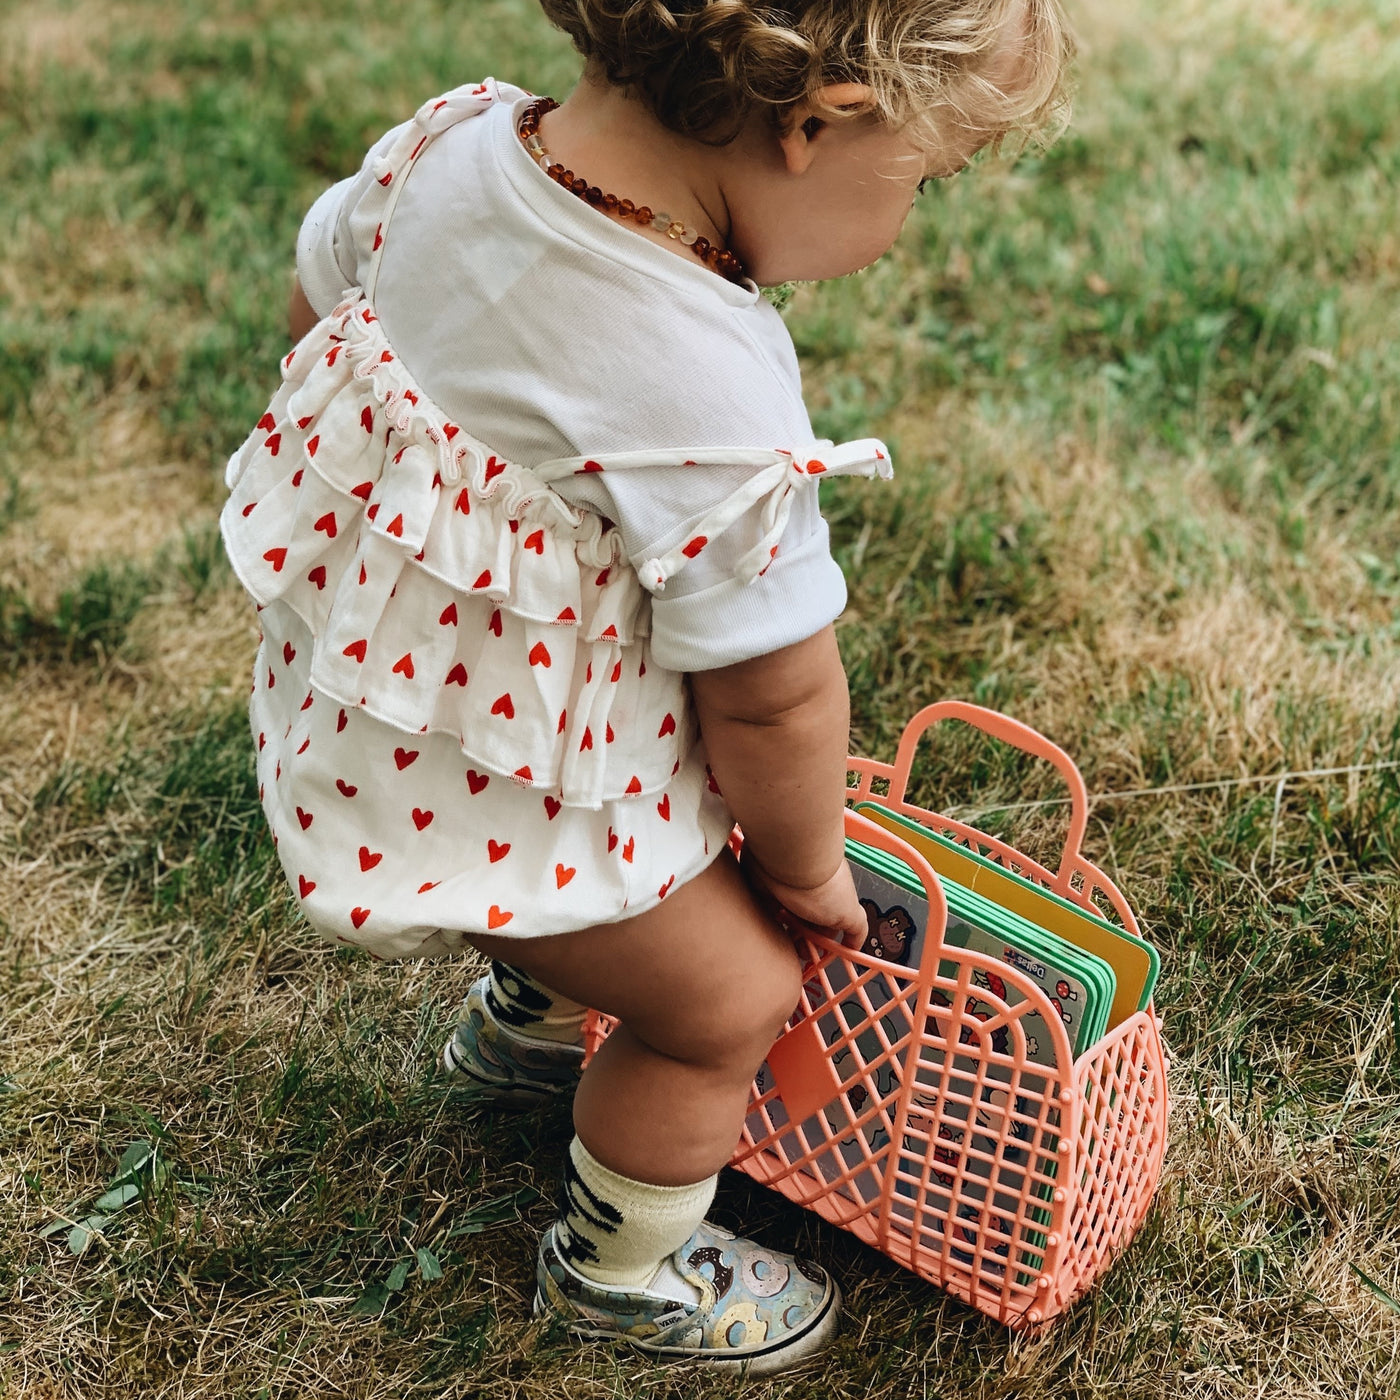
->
537 0 1073 150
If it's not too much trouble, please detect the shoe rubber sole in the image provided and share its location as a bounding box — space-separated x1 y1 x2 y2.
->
532 1279 842 1377
439 1033 564 1104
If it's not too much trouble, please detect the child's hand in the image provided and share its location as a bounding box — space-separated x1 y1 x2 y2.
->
742 849 869 948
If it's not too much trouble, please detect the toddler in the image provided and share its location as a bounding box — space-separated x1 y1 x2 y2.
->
221 0 1070 1374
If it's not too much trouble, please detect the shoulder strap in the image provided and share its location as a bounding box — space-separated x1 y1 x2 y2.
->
364 78 514 301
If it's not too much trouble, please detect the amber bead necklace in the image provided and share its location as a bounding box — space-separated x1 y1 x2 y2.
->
518 97 748 284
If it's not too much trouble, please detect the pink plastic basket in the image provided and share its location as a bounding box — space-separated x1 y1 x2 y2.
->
587 702 1168 1329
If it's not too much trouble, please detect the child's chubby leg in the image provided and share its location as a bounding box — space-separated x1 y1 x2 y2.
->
472 849 839 1373
475 845 802 1186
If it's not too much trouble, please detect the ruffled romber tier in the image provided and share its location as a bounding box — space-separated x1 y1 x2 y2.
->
222 296 733 957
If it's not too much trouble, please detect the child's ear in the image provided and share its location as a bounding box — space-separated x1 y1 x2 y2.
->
777 82 875 175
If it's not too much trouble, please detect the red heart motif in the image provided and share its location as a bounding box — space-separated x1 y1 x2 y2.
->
622 835 635 863
257 412 276 432
555 606 577 624
440 602 458 626
300 691 314 711
625 775 642 795
298 875 315 898
264 433 281 456
336 779 357 797
606 724 615 744
392 652 415 679
806 458 827 474
658 875 675 899
456 489 471 515
579 727 593 752
488 839 510 862
361 405 374 434
484 457 507 484
443 423 459 440
681 536 707 558
241 501 257 517
350 906 371 928
523 529 544 553
306 435 320 457
466 770 489 794
412 808 434 831
394 747 419 769
488 607 502 636
359 846 382 871
544 795 561 820
487 905 513 929
706 766 722 794
600 624 618 640
267 669 276 689
578 460 604 473
324 346 341 367
607 828 618 853
596 568 610 586
296 737 310 755
337 709 348 733
445 662 469 686
556 864 576 888
314 512 337 538
263 547 287 572
639 659 646 677
307 564 327 590
283 642 296 665
372 224 384 251
358 563 368 585
469 570 492 591
657 794 671 821
366 504 379 522
658 713 676 737
529 641 551 668
343 639 367 663
490 693 515 719
257 732 265 750
513 765 533 782
352 481 373 501
292 469 304 488
610 661 622 683
385 513 404 537
557 710 567 733
418 881 440 893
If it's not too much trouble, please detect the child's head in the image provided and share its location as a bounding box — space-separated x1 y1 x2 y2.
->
539 0 1073 282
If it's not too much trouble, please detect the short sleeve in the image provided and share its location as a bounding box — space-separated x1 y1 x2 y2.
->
553 463 849 672
295 177 357 316
293 122 413 318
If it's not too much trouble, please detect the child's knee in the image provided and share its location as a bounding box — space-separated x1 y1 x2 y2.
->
652 929 802 1072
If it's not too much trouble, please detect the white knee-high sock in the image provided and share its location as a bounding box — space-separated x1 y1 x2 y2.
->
556 1136 716 1289
485 960 586 1044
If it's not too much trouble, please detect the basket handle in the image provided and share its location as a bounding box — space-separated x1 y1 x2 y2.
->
886 700 1091 885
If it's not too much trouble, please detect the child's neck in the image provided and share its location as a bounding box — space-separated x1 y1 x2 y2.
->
538 74 734 270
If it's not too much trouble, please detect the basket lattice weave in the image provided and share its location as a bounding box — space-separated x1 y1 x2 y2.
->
586 701 1168 1329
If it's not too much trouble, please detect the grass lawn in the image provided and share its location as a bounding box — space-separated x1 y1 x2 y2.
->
2 0 1398 1395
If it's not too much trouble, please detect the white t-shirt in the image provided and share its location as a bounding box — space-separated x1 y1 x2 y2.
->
295 90 847 671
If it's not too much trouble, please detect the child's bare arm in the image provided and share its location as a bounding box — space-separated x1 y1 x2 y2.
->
690 625 866 940
289 275 318 343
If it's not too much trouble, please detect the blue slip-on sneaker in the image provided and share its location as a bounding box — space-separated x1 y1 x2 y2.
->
534 1219 841 1376
441 975 584 1104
